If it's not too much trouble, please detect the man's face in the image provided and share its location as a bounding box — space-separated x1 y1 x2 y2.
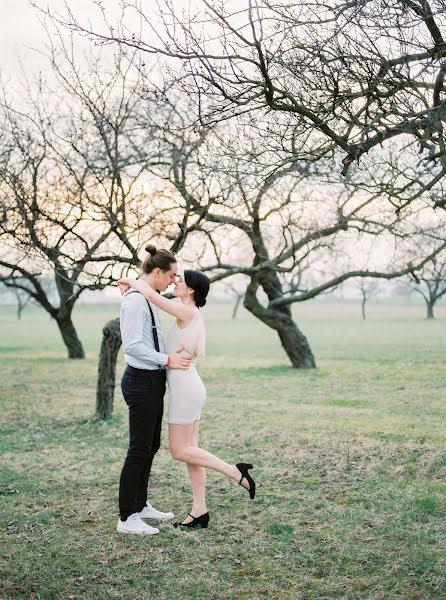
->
155 263 177 292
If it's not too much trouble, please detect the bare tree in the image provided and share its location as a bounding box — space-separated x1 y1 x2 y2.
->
356 279 381 320
219 276 248 319
0 44 170 358
11 3 446 391
140 97 446 367
228 286 246 320
0 280 32 320
408 255 446 318
52 0 446 211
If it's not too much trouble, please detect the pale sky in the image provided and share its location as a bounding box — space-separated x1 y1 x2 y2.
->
0 0 195 76
2 1 65 72
1 0 125 75
1 1 38 73
1 0 443 287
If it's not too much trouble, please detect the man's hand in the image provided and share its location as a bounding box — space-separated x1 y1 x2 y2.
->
168 345 192 370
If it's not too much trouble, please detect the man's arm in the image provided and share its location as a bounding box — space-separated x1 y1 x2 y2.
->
118 277 196 323
121 294 192 370
121 294 168 367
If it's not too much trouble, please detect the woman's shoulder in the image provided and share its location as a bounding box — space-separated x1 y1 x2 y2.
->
174 307 200 330
186 307 202 324
194 309 205 324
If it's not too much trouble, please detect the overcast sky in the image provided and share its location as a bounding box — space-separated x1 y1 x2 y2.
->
1 0 202 77
1 1 438 283
1 0 125 75
2 1 40 72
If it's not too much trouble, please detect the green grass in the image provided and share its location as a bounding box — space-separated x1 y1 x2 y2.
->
0 300 445 599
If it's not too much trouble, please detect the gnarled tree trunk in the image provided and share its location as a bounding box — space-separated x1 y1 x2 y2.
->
244 276 316 368
56 316 85 359
275 314 315 368
96 318 122 419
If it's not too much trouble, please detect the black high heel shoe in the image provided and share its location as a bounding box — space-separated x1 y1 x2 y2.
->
173 512 210 529
236 463 256 499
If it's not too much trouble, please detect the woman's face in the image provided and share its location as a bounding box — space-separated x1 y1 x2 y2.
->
173 275 193 299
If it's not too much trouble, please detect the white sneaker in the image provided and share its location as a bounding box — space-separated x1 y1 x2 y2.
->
117 513 160 535
138 502 174 521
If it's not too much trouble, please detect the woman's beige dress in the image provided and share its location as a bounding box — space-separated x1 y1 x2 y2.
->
166 309 206 424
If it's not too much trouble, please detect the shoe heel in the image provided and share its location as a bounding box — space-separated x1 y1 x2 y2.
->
174 512 210 529
236 462 256 500
197 513 210 528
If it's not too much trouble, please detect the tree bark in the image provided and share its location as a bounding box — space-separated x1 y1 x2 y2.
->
56 316 85 359
275 314 316 368
96 318 122 419
361 298 366 320
426 301 435 319
244 279 316 368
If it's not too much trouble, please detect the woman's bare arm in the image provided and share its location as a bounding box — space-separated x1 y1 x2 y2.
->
117 277 196 322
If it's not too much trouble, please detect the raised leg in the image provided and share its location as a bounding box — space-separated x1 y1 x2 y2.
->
168 423 248 488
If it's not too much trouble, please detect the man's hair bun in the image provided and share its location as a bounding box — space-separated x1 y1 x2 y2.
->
141 244 176 273
145 244 157 256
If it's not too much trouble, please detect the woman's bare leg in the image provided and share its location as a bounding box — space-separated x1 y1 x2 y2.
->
168 423 246 487
183 421 207 524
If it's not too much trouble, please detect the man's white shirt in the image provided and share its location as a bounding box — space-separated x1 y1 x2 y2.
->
120 290 168 370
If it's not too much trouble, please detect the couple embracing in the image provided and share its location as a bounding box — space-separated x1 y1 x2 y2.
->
116 245 256 535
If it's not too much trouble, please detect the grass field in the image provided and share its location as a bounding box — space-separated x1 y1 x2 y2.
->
0 300 445 599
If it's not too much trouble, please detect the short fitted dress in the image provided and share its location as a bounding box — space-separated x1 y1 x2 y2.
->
166 310 206 424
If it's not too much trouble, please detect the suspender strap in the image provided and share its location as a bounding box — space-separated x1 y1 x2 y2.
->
146 300 160 353
127 290 162 369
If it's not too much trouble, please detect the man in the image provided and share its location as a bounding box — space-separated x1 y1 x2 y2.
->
116 245 192 535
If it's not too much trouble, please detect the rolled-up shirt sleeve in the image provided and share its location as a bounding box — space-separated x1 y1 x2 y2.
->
121 294 168 367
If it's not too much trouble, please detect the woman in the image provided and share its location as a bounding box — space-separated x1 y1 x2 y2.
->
118 260 256 529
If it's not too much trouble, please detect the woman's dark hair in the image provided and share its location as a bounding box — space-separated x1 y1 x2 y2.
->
142 244 176 273
184 269 210 308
